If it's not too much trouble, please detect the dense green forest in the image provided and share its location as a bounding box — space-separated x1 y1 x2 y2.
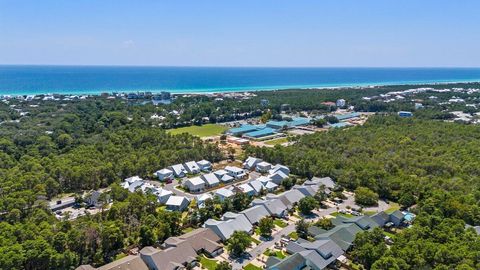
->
246 116 480 269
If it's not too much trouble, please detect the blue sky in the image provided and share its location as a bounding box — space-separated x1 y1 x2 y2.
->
0 1 479 67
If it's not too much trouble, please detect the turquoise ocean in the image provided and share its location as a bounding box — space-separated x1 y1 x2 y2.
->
1 66 480 95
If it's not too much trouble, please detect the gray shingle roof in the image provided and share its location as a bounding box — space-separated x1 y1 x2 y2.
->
240 205 270 225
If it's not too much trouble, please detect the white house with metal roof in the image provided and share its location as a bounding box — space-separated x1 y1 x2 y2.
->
169 164 187 178
214 188 235 201
154 168 174 182
197 160 212 172
165 196 190 211
256 161 272 173
243 156 262 170
225 166 246 179
201 173 220 188
183 177 206 192
184 161 201 174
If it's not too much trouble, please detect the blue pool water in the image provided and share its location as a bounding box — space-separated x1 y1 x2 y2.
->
1 66 480 95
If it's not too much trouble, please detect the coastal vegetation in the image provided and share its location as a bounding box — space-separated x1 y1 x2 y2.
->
0 83 480 269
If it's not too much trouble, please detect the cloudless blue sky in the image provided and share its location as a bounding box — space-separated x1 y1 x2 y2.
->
1 0 479 67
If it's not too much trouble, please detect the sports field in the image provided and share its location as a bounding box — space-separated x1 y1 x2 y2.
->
167 124 227 137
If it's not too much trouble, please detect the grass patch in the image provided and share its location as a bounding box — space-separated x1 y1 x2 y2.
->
182 227 195 233
244 263 262 270
264 137 289 145
114 253 127 260
263 249 287 259
273 219 288 228
363 210 377 216
250 236 261 245
385 202 401 214
167 124 227 138
199 255 218 270
288 231 298 240
330 212 354 218
383 231 396 238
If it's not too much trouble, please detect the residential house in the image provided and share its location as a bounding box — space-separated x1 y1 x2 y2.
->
201 173 220 188
268 239 343 270
205 212 253 241
197 160 212 172
155 168 174 182
237 183 255 196
127 180 145 193
162 227 223 257
183 177 206 192
243 156 262 170
225 166 246 179
257 176 272 185
140 245 197 270
196 193 213 208
76 255 149 270
305 176 335 194
269 171 289 185
389 210 405 227
251 198 288 218
153 188 173 204
125 175 143 184
293 185 317 197
278 189 305 209
256 161 272 173
214 188 235 201
84 190 107 208
264 181 279 192
184 161 201 174
240 205 270 225
169 164 187 178
269 164 290 176
248 180 264 195
165 196 190 211
214 169 234 183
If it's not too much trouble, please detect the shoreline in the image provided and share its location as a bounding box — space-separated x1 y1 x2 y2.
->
1 79 480 97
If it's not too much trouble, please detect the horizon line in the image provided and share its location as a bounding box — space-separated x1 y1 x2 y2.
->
2 64 480 69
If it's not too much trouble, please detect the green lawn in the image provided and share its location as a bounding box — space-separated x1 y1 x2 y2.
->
383 231 396 238
363 210 377 216
385 202 401 214
263 249 286 259
264 137 289 145
167 124 227 138
273 219 288 228
330 212 354 218
288 231 298 240
199 255 218 270
244 263 262 270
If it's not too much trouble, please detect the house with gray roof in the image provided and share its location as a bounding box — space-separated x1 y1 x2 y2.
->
389 210 405 226
240 205 270 225
215 188 235 201
225 166 247 179
153 188 173 204
140 244 197 270
204 212 253 241
163 227 223 257
278 189 305 209
269 239 343 270
165 196 190 211
244 156 262 170
196 193 213 208
264 181 279 192
127 180 145 193
197 160 212 172
155 168 174 182
269 171 289 185
248 180 264 195
169 164 187 178
269 164 290 176
306 176 335 191
76 255 149 270
202 173 220 188
251 198 288 218
293 185 317 197
237 183 255 196
371 211 391 227
184 161 201 174
183 176 206 192
256 161 272 173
